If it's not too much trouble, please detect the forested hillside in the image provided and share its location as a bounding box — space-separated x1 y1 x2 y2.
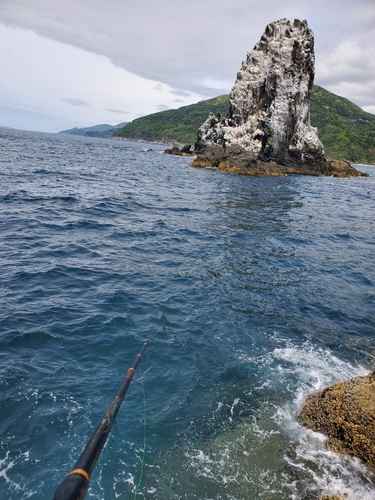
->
310 86 375 164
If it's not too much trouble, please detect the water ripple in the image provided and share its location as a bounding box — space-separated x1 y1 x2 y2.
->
0 129 374 499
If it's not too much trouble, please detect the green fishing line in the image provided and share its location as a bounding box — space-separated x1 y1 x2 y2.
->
133 351 149 499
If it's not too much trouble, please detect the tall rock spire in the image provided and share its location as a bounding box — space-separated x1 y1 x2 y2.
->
193 19 329 175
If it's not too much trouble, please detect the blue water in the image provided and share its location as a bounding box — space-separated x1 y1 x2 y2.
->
1 129 375 500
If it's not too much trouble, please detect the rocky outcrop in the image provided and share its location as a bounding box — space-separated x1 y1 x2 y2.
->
320 496 346 500
191 19 366 177
299 371 375 468
326 158 365 178
164 145 195 156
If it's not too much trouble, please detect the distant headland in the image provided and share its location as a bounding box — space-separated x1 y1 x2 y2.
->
59 122 128 138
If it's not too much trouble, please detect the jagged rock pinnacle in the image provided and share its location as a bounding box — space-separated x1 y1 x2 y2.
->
191 19 364 177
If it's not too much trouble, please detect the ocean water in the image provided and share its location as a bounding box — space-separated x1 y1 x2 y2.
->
0 128 375 500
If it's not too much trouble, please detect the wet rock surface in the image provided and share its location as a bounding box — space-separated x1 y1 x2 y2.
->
164 145 195 156
300 371 375 469
320 495 346 500
326 158 365 178
190 19 366 178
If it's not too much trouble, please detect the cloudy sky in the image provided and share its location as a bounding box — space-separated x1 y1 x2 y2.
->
1 0 374 132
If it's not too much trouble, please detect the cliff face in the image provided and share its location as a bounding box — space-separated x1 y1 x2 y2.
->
192 19 365 177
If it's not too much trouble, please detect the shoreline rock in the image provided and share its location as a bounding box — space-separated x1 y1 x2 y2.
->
320 496 346 500
190 145 367 177
299 371 375 469
164 145 195 157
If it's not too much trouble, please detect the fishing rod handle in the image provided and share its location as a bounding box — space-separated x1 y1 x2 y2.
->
52 337 150 500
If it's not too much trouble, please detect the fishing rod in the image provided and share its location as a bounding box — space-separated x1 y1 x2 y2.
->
52 336 151 500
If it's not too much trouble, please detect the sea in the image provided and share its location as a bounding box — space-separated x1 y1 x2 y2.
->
1 128 375 500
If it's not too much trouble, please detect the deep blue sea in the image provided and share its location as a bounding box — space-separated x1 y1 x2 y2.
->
1 128 375 500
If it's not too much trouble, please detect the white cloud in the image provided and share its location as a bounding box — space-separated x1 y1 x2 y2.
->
363 106 375 115
62 99 91 107
0 0 374 131
0 24 204 131
103 108 130 115
315 37 375 108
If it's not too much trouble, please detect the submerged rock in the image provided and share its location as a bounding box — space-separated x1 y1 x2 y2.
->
299 371 375 468
192 19 366 177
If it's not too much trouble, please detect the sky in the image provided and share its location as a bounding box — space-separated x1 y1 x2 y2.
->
1 0 374 133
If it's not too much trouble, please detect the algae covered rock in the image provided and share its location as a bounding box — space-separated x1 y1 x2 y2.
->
326 158 366 178
320 495 347 500
299 371 375 468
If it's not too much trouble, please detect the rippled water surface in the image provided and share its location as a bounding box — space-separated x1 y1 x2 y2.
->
1 129 375 500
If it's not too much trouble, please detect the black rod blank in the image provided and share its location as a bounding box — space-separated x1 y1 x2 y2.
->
52 337 150 500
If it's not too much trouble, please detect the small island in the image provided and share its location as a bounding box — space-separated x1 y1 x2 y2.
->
171 19 368 178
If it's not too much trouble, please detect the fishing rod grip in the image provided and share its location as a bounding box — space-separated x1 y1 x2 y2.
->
52 337 150 500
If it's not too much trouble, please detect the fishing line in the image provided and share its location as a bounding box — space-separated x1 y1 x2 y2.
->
133 349 149 500
52 337 150 500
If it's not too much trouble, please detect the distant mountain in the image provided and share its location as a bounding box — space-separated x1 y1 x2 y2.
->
113 96 229 146
114 87 375 164
59 122 128 138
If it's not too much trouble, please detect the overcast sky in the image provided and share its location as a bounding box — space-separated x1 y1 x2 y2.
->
1 0 374 132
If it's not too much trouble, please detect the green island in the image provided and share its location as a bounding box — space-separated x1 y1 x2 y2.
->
60 122 128 138
114 86 375 165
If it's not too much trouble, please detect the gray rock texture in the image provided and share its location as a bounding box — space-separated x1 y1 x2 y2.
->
192 19 365 177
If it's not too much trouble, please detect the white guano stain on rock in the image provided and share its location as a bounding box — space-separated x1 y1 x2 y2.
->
194 19 328 174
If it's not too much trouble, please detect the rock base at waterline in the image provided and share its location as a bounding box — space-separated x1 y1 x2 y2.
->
299 371 375 468
190 145 367 177
327 159 367 177
164 145 195 157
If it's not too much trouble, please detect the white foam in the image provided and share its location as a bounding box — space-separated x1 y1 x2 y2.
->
0 452 20 490
268 341 375 499
130 338 375 499
182 339 375 499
